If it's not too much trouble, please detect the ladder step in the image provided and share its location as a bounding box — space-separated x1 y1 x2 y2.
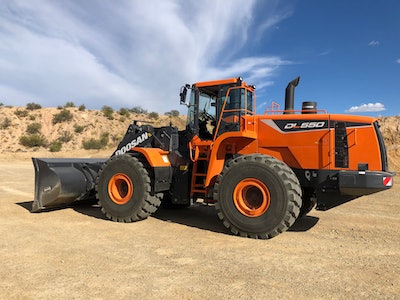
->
194 173 207 176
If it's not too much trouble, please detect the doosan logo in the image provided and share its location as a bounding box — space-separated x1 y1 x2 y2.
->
115 132 149 155
284 121 326 130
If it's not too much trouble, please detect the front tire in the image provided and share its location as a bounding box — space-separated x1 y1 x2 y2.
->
214 154 302 239
96 154 161 222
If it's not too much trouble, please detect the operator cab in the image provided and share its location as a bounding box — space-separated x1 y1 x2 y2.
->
180 77 255 140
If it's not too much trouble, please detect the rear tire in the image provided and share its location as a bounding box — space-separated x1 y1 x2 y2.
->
214 154 302 239
96 154 161 222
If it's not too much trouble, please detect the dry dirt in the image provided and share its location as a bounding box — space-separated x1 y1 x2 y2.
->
0 150 399 299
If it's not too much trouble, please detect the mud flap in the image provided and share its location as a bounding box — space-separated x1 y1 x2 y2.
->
32 158 107 212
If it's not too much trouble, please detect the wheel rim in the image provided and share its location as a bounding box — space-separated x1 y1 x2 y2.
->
233 178 270 217
108 173 133 205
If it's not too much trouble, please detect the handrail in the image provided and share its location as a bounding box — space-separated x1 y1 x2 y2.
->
264 102 327 115
188 141 199 162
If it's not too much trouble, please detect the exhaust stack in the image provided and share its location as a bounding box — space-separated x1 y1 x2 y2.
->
284 76 300 114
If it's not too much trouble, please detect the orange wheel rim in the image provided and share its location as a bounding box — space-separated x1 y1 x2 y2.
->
233 178 270 217
108 173 133 205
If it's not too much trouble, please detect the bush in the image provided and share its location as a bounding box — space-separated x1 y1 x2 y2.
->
102 106 114 120
53 109 73 124
78 104 86 111
1 117 11 129
14 109 28 118
149 112 159 119
49 141 62 152
64 102 75 108
74 124 84 133
26 102 42 110
165 110 180 117
58 131 73 143
119 108 130 117
130 106 147 114
19 134 47 148
29 115 36 121
26 123 42 134
82 132 109 150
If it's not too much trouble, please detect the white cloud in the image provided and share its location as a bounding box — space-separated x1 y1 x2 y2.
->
396 58 400 64
318 49 332 56
0 0 291 113
368 40 380 46
346 102 386 113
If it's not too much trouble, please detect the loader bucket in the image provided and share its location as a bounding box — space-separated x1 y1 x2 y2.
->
32 158 107 212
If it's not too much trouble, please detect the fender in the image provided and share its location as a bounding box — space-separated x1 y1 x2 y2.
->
132 147 170 167
205 131 257 186
132 147 172 192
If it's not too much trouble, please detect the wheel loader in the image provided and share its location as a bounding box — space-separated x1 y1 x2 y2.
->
32 76 394 239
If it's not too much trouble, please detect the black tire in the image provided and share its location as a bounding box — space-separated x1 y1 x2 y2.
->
214 154 302 239
299 190 317 217
96 154 161 222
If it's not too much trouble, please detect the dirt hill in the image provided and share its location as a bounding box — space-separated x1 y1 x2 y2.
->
379 116 400 172
1 106 399 171
0 106 186 154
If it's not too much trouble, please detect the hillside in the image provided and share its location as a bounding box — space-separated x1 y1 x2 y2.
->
0 106 186 154
379 116 400 172
0 106 399 171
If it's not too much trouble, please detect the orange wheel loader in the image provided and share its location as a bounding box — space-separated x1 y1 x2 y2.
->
32 77 394 239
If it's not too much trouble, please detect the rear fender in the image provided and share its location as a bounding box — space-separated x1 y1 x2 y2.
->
205 134 257 186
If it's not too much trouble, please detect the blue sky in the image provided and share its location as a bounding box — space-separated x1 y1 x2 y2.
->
0 0 399 116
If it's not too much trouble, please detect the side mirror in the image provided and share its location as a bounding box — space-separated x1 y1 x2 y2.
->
180 84 190 105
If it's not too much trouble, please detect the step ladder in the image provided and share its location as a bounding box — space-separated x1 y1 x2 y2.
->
190 144 210 199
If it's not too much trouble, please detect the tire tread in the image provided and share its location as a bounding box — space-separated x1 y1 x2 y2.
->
214 154 302 239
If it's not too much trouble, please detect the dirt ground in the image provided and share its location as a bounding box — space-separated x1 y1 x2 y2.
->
1 154 399 299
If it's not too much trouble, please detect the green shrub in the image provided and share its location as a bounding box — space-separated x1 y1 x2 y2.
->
53 109 73 124
58 131 73 143
1 117 11 129
82 132 109 150
130 106 147 114
74 124 84 133
78 104 86 111
102 106 114 120
64 102 75 108
26 123 42 134
149 112 159 119
19 134 47 148
119 108 130 117
165 110 179 117
49 141 62 152
29 115 36 121
26 102 42 110
14 109 28 118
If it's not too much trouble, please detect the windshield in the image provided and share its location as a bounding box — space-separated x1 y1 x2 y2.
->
186 90 216 130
